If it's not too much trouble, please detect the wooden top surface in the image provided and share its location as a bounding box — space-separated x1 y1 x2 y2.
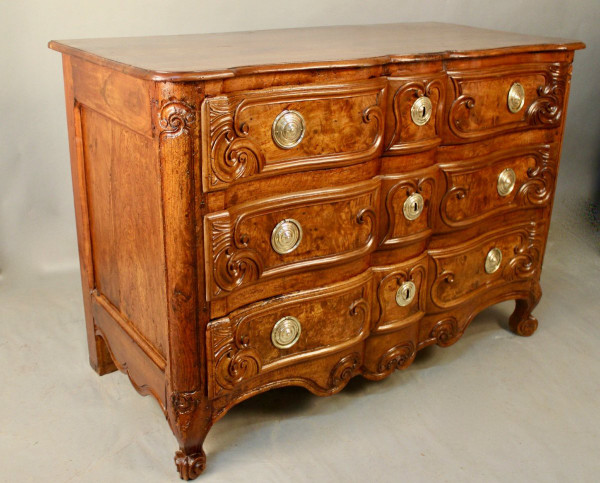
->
49 22 584 81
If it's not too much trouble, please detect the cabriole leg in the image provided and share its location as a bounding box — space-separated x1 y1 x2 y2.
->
509 281 542 337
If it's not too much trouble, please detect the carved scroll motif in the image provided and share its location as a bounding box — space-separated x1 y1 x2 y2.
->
205 97 265 186
387 78 444 151
377 342 416 374
375 263 426 331
203 81 386 190
382 174 436 247
448 63 571 139
439 146 556 229
329 352 362 388
159 98 196 137
430 318 460 347
430 223 544 310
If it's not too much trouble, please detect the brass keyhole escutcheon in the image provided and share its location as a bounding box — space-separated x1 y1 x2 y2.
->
485 248 503 274
507 82 525 113
497 168 516 197
271 316 302 349
272 110 305 149
271 218 303 255
410 96 433 126
396 281 416 307
403 193 424 221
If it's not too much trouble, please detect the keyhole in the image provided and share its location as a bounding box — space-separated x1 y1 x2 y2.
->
422 106 427 118
413 202 418 212
404 287 411 300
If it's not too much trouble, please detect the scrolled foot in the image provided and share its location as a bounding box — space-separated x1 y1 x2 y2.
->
174 449 206 480
509 313 538 336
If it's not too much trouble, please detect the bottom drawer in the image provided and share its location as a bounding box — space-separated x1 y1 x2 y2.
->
428 221 546 311
207 270 373 398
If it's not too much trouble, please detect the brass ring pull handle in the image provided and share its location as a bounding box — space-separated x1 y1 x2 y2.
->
507 82 525 113
497 168 516 197
271 316 302 349
411 96 433 126
272 110 305 149
271 219 303 255
396 281 416 307
485 248 503 274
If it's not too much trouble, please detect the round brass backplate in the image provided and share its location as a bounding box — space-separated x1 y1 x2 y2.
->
403 193 424 221
271 316 302 349
396 281 417 307
271 218 303 255
410 96 433 126
485 248 503 274
497 168 517 197
272 110 305 149
507 82 525 113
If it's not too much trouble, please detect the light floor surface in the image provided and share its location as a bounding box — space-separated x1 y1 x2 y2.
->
1 206 599 483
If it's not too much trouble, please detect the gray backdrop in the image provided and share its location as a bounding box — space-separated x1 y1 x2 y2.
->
1 0 598 282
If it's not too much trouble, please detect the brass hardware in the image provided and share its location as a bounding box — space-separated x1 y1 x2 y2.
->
497 168 517 197
410 96 433 126
507 82 525 113
396 281 416 307
485 248 503 274
271 218 303 255
272 110 305 149
403 193 424 221
271 316 302 349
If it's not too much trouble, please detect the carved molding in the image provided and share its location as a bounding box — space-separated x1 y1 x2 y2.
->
430 223 544 310
375 263 426 332
439 145 555 229
386 77 444 152
381 173 436 248
448 62 571 140
202 80 385 190
207 274 372 397
205 180 379 299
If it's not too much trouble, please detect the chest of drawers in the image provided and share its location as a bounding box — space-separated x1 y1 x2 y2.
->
49 23 584 479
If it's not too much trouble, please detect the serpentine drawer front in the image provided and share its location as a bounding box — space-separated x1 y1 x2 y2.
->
49 23 584 479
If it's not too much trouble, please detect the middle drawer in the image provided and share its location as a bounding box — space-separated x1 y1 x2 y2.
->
205 178 380 301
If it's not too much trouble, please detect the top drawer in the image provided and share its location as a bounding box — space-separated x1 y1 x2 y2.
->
201 79 386 191
444 62 571 142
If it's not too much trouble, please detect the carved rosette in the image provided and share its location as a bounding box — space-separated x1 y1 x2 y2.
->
430 318 460 347
448 62 571 139
329 352 362 388
382 174 435 247
174 450 206 481
377 342 416 374
159 98 196 137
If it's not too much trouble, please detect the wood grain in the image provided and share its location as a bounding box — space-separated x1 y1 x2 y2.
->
50 23 584 479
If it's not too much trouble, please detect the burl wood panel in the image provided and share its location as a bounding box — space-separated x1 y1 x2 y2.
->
202 79 385 191
50 23 584 480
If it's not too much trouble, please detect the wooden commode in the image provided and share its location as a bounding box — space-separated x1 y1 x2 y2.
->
49 23 584 479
